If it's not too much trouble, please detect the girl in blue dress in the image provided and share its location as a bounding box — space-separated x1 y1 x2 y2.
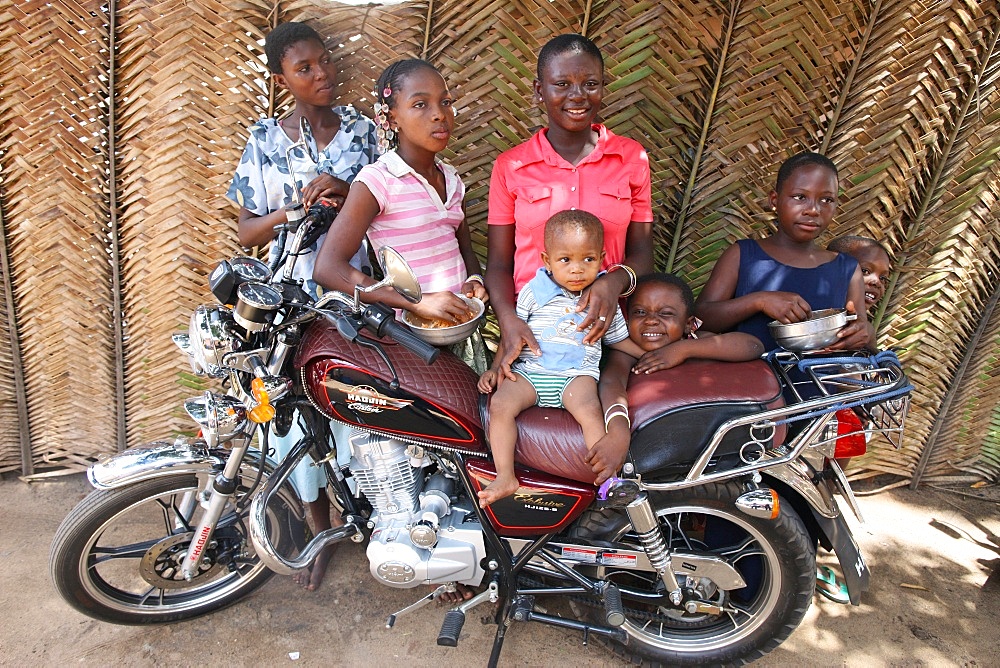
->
226 21 379 591
695 152 874 351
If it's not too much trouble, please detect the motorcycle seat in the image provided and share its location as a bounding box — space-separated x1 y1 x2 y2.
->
486 358 784 485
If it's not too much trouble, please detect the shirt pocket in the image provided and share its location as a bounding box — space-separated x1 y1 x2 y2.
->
513 186 554 229
596 182 633 227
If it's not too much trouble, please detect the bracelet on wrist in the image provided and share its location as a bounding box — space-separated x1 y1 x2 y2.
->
603 402 630 432
603 402 628 421
607 264 637 297
604 410 631 433
466 274 484 285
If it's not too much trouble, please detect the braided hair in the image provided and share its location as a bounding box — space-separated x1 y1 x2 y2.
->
372 59 440 151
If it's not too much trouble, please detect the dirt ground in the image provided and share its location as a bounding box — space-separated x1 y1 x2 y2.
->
1 473 998 667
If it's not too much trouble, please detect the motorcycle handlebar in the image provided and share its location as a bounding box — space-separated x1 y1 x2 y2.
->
363 304 439 365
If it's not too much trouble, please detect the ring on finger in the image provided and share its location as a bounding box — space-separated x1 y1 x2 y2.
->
598 315 607 322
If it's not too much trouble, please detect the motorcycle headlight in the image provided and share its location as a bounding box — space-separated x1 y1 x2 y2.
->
184 392 249 443
189 305 239 377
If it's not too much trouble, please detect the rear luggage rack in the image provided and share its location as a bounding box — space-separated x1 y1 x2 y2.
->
639 350 913 492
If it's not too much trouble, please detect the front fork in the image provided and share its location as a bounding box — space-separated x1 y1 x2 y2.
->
178 438 253 580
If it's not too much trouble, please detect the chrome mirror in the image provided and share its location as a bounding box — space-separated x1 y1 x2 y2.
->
283 117 320 204
377 247 421 304
299 116 319 163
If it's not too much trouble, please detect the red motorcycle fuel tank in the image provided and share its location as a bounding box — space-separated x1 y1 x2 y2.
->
466 459 596 537
296 320 487 451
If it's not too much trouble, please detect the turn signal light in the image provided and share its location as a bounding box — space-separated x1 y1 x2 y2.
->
251 377 269 404
833 409 867 458
248 377 275 423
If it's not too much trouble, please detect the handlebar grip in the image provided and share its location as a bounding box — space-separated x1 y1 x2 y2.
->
382 318 440 365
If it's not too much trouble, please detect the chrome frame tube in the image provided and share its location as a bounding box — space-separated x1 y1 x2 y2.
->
248 433 360 575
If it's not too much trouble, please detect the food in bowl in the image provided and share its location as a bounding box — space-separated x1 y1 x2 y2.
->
403 295 485 346
405 308 477 329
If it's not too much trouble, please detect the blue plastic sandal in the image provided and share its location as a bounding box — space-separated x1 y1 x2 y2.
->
816 566 850 604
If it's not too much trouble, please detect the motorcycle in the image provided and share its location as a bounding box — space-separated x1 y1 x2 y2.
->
49 119 913 666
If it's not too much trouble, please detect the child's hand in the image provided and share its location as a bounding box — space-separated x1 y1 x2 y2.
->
757 291 811 324
302 173 349 208
477 369 499 393
632 341 689 374
409 291 474 323
586 430 630 485
828 301 874 350
463 280 489 304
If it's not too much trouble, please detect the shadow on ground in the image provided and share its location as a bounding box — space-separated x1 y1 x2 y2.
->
1 473 997 666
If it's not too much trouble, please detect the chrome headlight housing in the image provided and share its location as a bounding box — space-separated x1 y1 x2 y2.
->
184 392 249 445
188 305 239 377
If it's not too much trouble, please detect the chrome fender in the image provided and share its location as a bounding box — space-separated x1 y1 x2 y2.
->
762 456 838 518
88 439 224 489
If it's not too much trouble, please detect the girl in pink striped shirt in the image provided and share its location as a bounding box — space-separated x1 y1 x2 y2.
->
313 60 488 341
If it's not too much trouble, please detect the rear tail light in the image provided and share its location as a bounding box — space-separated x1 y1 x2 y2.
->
833 408 867 458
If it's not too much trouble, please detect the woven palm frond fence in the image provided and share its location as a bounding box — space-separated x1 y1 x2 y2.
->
0 0 998 488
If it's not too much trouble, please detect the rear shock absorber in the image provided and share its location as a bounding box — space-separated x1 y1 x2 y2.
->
625 493 683 605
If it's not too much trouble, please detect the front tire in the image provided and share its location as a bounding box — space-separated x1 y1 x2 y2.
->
50 473 302 624
570 481 815 666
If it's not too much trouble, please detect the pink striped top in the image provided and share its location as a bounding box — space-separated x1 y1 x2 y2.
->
356 151 466 294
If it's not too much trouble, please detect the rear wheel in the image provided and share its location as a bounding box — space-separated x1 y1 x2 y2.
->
569 482 815 666
50 471 303 624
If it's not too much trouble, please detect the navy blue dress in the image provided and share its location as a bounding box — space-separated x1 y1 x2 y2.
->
734 239 858 350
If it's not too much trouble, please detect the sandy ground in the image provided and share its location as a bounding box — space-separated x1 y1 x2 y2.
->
1 473 998 667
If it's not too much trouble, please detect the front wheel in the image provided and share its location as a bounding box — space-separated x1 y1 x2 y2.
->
50 472 303 624
569 481 816 666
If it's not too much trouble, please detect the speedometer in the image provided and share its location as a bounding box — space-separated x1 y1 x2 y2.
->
233 281 282 332
230 256 272 282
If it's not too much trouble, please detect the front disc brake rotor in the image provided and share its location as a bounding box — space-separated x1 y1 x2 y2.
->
139 532 224 588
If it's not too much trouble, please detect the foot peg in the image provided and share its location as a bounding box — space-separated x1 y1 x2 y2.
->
437 609 466 646
603 583 625 627
597 477 641 507
435 582 497 647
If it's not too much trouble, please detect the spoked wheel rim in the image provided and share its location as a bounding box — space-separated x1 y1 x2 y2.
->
600 504 782 652
77 480 271 616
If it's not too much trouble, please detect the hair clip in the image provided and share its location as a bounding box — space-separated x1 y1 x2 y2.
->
382 85 392 98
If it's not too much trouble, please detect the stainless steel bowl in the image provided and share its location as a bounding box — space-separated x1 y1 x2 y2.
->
768 308 854 351
403 295 485 346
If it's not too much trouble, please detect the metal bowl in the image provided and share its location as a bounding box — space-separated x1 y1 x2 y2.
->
403 295 485 346
768 308 853 351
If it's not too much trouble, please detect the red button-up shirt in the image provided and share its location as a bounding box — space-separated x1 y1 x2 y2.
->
488 125 653 293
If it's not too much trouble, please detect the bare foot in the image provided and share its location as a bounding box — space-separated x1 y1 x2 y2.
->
436 583 476 605
294 544 336 591
477 474 519 507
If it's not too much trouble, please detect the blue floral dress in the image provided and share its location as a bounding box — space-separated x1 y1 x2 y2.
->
227 105 379 298
226 106 378 502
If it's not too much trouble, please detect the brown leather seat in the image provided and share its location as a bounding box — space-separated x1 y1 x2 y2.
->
486 358 784 484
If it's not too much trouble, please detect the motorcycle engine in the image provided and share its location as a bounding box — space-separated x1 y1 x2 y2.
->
347 431 485 588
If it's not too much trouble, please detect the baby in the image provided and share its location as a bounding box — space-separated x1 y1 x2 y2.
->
477 210 644 506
